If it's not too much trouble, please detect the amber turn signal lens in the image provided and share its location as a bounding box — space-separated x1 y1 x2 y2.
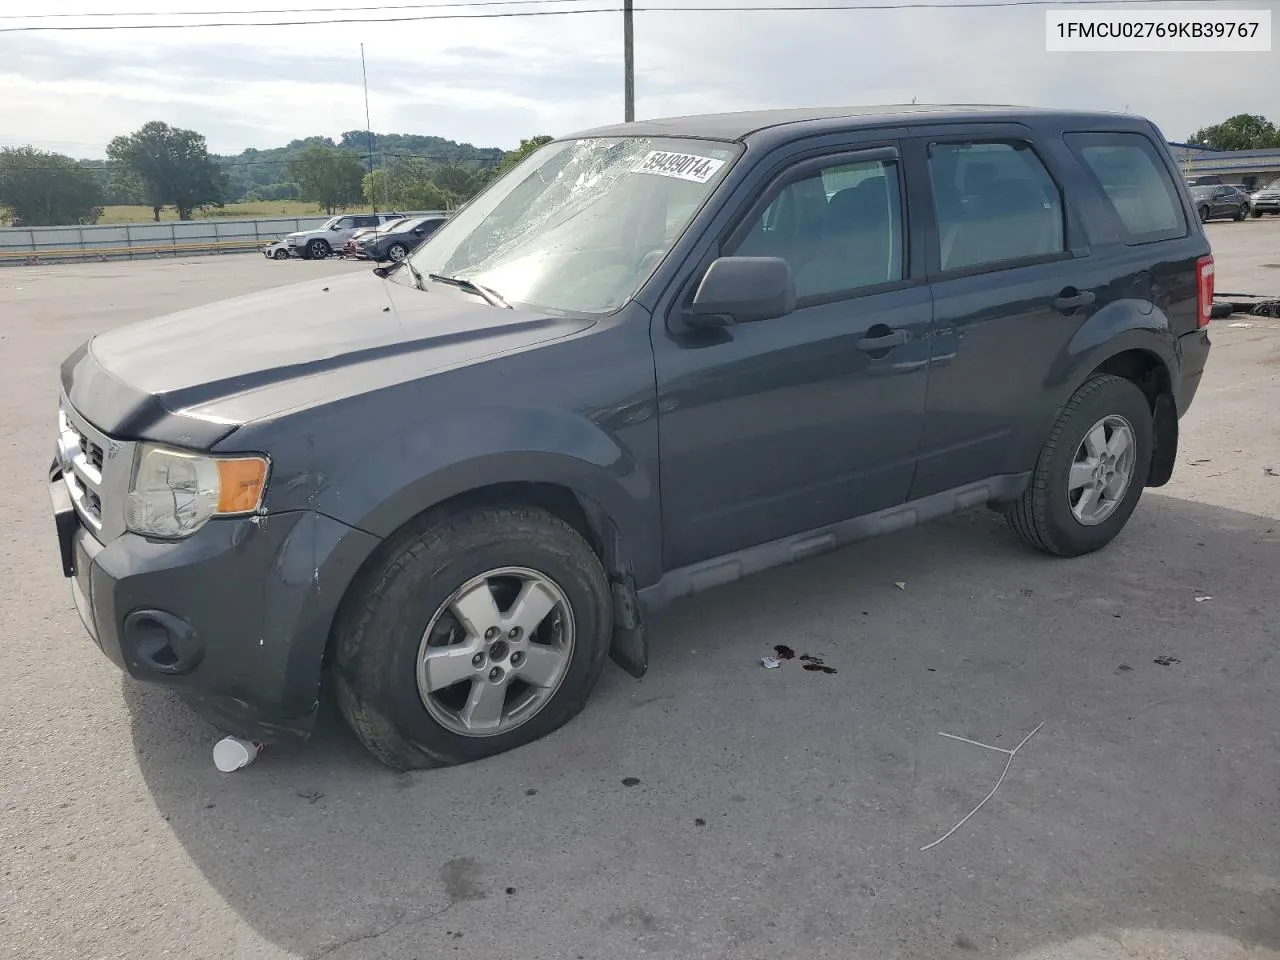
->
216 457 269 514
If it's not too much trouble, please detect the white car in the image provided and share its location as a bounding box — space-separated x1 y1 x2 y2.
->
285 212 405 260
261 239 290 260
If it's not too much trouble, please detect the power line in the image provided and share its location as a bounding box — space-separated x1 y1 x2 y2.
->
0 0 1230 33
0 0 598 20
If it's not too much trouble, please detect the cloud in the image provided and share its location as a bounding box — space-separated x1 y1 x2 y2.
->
0 2 1277 157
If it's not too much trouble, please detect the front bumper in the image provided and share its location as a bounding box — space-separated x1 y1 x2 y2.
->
50 469 380 743
1251 197 1280 212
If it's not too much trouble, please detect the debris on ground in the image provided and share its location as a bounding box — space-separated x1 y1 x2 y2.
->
1154 655 1181 666
621 776 641 787
761 656 782 669
799 654 838 674
1195 596 1213 602
1228 322 1254 328
921 721 1044 852
894 581 907 590
1265 467 1276 477
773 644 795 660
212 736 262 773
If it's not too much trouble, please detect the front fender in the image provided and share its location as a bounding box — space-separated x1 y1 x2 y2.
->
277 405 663 588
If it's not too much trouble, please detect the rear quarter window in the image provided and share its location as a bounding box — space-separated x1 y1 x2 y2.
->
1064 132 1188 245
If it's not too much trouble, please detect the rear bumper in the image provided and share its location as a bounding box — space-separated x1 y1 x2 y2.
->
52 472 381 743
1175 327 1211 417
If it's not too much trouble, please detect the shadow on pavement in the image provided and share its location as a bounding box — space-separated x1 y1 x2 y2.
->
124 492 1280 960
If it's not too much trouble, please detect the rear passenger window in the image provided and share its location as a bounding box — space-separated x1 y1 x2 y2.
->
928 141 1065 273
728 155 904 300
1065 132 1187 244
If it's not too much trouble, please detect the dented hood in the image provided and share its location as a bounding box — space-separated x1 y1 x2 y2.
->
61 269 592 446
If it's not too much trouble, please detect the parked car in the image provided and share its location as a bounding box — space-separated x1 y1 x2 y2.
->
1186 175 1222 186
344 216 411 258
356 214 448 262
1250 177 1280 217
285 212 404 260
49 105 1213 771
1189 184 1252 222
261 239 290 260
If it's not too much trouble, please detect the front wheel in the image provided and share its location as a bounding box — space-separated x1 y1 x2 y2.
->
1235 204 1250 221
272 248 288 260
332 504 613 771
1198 205 1210 223
1252 210 1263 218
1003 374 1153 558
386 243 408 262
307 238 330 259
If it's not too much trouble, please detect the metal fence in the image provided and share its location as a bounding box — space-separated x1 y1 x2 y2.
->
0 215 442 266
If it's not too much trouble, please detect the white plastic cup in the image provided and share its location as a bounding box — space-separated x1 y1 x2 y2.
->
213 736 262 772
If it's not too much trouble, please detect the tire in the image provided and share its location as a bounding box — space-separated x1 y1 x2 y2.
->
1198 205 1210 223
1252 210 1263 219
331 504 613 771
387 243 409 262
272 248 288 260
307 238 330 259
1003 374 1153 558
1235 204 1249 221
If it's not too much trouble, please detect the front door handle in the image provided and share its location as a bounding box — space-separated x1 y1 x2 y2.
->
1053 289 1096 312
856 329 909 352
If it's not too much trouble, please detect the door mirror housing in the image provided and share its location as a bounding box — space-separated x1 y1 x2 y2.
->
687 256 796 326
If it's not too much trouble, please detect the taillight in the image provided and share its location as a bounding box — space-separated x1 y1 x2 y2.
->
1196 254 1214 328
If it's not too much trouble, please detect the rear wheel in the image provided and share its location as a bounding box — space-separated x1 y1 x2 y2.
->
272 248 288 260
1003 374 1153 558
332 504 613 771
387 243 409 262
1198 205 1210 223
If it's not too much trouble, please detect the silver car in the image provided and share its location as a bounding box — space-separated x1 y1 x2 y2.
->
1250 177 1280 218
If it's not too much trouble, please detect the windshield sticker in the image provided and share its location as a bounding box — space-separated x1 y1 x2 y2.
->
633 151 725 184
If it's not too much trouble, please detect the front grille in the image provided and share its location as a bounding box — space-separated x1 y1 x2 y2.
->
58 403 108 533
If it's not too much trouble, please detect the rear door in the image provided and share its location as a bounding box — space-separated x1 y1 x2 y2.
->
903 122 1103 498
652 140 933 569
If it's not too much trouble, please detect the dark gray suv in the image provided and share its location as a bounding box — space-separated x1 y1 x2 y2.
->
50 105 1214 770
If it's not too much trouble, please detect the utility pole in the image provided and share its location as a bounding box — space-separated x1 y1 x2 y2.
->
623 0 634 122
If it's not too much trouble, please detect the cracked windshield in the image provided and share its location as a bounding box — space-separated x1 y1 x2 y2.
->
402 137 740 314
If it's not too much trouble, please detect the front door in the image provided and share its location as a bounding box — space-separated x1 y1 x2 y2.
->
652 143 933 570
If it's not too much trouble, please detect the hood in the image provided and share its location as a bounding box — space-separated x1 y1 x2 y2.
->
62 269 594 444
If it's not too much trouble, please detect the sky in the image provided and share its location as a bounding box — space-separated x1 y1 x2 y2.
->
0 0 1276 158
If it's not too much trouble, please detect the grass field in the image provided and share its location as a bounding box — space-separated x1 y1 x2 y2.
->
94 200 326 224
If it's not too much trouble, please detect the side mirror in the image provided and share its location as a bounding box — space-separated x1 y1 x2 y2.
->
687 256 796 326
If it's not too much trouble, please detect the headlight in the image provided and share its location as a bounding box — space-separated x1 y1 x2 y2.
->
125 444 270 539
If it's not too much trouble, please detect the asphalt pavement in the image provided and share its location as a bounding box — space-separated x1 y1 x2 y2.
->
1 226 1278 960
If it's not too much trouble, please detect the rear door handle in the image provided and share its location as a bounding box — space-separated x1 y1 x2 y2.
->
1053 289 1096 312
856 329 909 352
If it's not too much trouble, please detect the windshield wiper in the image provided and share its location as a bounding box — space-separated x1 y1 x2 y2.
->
372 258 425 291
428 273 512 309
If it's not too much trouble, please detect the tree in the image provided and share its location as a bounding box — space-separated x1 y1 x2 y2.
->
495 135 554 177
107 121 226 220
1188 114 1280 152
287 145 365 214
0 147 103 226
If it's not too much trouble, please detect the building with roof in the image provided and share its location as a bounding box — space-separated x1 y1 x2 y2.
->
1166 142 1280 191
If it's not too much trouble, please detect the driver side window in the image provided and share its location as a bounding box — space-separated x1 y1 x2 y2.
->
727 155 904 300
